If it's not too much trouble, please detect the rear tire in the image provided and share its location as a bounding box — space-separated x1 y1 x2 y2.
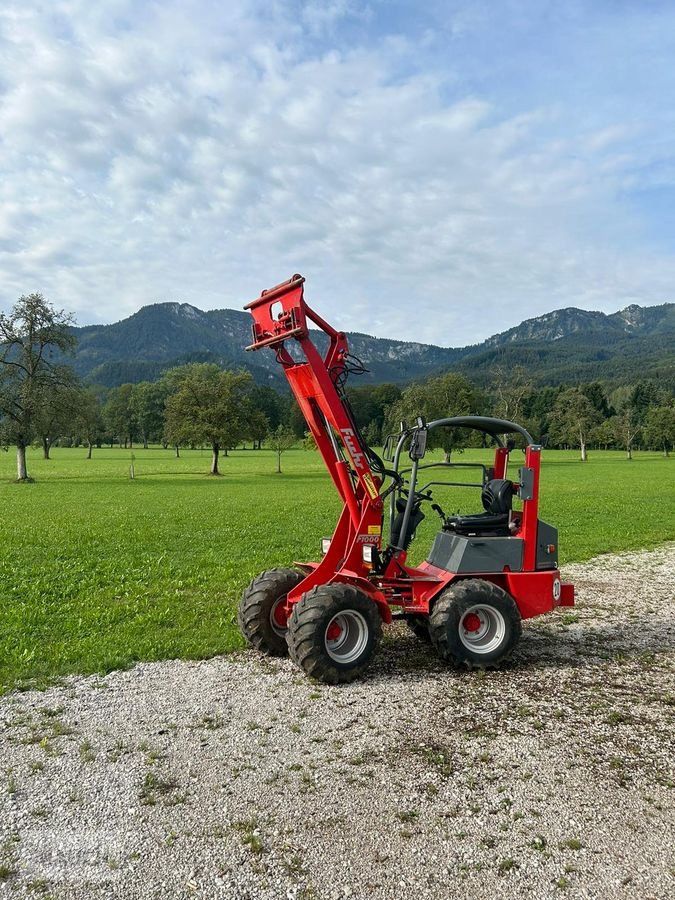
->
238 568 305 657
286 583 382 684
429 579 521 669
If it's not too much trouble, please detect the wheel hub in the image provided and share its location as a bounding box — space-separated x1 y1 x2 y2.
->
269 598 289 636
326 621 343 641
324 610 369 664
458 604 506 654
463 612 482 632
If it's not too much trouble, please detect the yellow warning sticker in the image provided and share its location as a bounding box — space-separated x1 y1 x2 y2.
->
362 473 379 500
368 524 381 535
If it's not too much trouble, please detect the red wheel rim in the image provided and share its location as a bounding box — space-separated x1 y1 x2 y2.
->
269 598 289 636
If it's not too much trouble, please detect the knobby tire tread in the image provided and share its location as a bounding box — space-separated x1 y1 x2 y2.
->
238 567 304 657
429 578 522 670
287 583 382 685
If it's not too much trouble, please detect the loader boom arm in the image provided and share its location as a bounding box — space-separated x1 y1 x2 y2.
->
245 275 382 528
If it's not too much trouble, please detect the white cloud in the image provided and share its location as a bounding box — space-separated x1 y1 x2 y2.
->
0 0 674 346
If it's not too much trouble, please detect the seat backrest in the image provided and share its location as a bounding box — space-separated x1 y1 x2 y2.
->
481 479 513 515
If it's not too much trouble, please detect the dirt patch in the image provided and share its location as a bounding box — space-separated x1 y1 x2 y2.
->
1 545 674 899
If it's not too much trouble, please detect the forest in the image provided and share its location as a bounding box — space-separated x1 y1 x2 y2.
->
2 294 675 482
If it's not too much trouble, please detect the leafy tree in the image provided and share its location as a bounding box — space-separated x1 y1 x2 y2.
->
610 381 655 459
581 381 612 418
246 410 268 450
347 383 402 436
521 385 564 440
164 364 255 474
644 405 675 457
74 388 105 458
364 420 381 447
130 381 168 448
386 372 483 461
246 385 279 449
549 388 602 461
608 385 633 418
267 424 296 473
591 417 618 450
630 380 667 424
32 374 81 458
252 386 289 441
372 383 403 408
0 293 76 480
103 384 136 448
612 408 641 460
287 398 308 438
302 430 317 451
490 364 532 423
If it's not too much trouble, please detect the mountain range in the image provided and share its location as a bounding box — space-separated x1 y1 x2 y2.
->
71 300 675 391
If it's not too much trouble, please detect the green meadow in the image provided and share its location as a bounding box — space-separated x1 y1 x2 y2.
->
1 446 672 692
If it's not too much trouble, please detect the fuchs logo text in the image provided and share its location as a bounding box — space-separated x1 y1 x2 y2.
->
341 428 365 469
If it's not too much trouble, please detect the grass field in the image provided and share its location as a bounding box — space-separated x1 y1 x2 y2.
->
1 445 672 692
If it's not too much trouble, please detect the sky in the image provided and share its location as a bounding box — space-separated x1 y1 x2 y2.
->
0 0 674 346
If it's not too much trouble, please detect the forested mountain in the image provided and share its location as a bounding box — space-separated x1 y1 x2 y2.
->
71 300 675 390
458 304 675 387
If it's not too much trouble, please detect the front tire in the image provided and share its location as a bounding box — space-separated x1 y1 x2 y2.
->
286 583 382 684
238 568 305 657
429 579 521 669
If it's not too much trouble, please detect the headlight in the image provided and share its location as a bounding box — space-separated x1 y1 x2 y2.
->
362 544 374 564
321 538 331 555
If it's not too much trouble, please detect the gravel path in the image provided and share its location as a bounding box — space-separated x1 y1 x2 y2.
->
1 546 674 900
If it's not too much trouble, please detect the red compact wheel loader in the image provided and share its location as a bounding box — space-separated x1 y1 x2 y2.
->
238 275 574 684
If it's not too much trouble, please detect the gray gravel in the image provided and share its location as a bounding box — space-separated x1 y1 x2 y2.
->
1 545 674 900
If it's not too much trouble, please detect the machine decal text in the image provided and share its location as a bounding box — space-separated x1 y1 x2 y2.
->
340 428 366 469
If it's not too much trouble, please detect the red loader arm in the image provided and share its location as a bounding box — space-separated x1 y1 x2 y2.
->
245 275 389 614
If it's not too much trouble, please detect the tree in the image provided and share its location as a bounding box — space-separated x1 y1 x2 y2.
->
0 293 76 480
247 409 270 450
32 374 82 458
630 380 667 424
251 386 288 446
644 405 675 457
591 417 618 451
386 372 483 461
267 425 296 473
364 420 381 447
549 388 602 461
612 408 641 460
346 383 402 437
103 384 136 448
581 381 612 419
74 388 105 459
490 364 533 423
302 430 317 451
287 398 309 438
608 385 633 420
130 381 168 448
610 382 652 460
521 385 564 441
164 363 255 475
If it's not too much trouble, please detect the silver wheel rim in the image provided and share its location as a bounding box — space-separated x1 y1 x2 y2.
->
325 610 369 664
269 598 287 637
458 604 506 654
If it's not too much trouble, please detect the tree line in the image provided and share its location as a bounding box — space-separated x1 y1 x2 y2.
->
2 294 674 481
367 367 675 462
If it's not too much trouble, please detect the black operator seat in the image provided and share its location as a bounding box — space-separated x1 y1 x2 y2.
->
444 479 514 537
